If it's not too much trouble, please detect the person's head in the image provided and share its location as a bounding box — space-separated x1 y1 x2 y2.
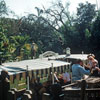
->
87 54 92 58
76 59 83 66
88 56 94 60
87 54 95 60
1 70 8 79
54 72 57 75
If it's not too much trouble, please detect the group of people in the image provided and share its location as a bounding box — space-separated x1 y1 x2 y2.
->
54 71 71 86
72 54 100 82
29 77 63 100
53 53 100 84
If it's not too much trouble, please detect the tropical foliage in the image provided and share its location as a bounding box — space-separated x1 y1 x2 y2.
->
0 0 100 64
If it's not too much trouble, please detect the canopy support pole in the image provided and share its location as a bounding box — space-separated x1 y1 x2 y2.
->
51 63 54 84
26 65 29 90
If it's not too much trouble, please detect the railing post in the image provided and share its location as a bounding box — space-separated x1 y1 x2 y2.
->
81 80 86 100
0 81 2 100
22 93 32 100
11 88 18 100
0 70 10 100
7 90 15 100
25 90 33 100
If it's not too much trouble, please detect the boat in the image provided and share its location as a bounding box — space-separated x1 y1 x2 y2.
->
0 51 92 100
0 51 72 90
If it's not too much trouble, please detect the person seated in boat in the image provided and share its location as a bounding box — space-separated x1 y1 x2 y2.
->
58 73 64 86
72 59 90 83
84 54 98 69
62 71 71 85
90 60 100 77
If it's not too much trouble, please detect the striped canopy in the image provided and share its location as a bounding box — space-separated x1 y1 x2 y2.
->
0 57 70 75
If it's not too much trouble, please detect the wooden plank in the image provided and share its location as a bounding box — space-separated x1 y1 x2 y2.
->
16 74 20 81
80 80 86 100
22 72 26 79
10 75 13 83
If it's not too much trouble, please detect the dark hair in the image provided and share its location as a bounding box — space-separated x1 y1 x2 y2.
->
76 59 83 64
87 54 92 58
1 70 8 79
87 54 95 58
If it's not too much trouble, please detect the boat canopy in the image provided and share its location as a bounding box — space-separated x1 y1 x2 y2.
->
0 58 70 75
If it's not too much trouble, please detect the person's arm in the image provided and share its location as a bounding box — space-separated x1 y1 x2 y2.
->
84 63 91 69
79 66 90 75
95 67 100 72
54 74 59 82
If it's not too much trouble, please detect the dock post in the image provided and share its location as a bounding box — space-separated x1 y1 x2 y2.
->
7 90 15 100
0 81 2 100
81 80 86 100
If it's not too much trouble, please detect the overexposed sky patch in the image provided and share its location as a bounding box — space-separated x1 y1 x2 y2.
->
5 0 99 16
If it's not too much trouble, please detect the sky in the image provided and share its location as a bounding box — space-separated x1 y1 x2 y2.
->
5 0 100 17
